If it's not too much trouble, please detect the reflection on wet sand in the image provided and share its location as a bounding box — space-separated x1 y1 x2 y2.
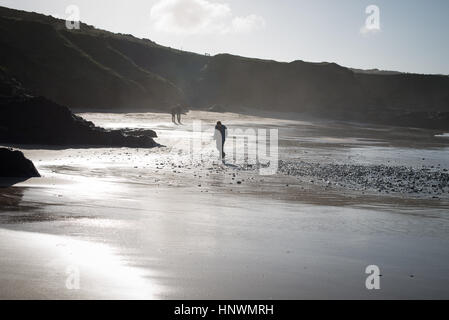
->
0 186 25 207
0 187 87 224
0 229 161 299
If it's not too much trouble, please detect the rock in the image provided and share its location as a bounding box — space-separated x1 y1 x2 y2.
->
121 128 158 138
0 148 40 178
0 96 159 148
0 71 159 148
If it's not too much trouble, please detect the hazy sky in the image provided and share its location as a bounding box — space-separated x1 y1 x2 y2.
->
1 0 448 74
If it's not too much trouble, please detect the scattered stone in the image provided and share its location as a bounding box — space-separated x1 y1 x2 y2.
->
278 160 449 199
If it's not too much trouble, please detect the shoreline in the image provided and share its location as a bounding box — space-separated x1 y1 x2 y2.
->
75 107 449 133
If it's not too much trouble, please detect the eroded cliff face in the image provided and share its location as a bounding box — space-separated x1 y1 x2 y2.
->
1 6 449 129
0 6 186 111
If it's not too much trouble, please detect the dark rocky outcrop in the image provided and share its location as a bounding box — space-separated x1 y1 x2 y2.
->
0 96 158 148
0 70 158 148
0 148 40 177
121 128 158 139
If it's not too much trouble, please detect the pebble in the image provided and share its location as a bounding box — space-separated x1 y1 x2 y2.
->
278 160 449 199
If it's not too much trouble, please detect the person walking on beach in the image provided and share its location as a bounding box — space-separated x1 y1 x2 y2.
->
214 121 227 161
170 107 177 124
176 105 183 124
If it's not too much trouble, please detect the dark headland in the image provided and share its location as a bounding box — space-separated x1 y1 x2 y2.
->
0 5 448 130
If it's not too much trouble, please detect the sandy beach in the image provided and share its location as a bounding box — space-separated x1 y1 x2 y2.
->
1 111 449 299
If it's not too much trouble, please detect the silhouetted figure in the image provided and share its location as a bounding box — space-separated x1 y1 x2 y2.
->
176 105 182 124
170 107 177 124
214 121 227 161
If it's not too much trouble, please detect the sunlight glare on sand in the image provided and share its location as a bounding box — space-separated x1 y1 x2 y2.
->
0 229 163 299
43 232 160 299
51 239 155 299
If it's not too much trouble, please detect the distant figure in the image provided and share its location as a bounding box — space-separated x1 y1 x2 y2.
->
214 121 227 161
171 104 189 125
170 107 177 124
176 105 182 124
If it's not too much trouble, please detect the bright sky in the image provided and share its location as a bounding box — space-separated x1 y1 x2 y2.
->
1 0 448 74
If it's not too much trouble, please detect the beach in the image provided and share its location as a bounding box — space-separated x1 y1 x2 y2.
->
1 111 449 299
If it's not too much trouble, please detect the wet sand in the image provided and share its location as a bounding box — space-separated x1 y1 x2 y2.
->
1 111 449 299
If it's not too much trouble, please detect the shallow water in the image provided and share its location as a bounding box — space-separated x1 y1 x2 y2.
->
81 111 449 168
1 111 449 299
